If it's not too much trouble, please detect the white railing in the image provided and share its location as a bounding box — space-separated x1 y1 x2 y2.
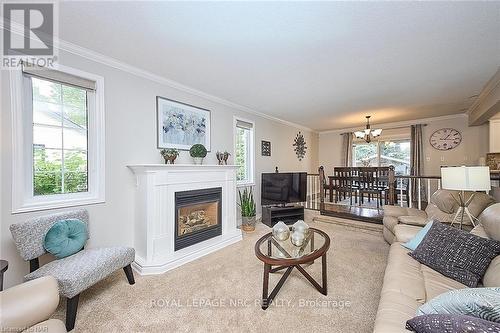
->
305 173 321 210
395 174 500 210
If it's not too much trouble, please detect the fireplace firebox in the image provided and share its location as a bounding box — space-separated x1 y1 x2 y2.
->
175 187 222 251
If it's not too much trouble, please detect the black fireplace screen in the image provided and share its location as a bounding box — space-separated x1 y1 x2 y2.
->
175 187 222 251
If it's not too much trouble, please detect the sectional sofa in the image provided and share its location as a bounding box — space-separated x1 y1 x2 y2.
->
374 202 500 332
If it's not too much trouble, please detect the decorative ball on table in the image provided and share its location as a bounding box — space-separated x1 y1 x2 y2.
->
189 144 207 165
272 221 290 241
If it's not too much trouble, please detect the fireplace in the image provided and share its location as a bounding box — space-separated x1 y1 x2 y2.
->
175 187 222 251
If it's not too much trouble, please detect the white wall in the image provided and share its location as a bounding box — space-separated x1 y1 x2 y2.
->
0 49 318 288
319 115 489 176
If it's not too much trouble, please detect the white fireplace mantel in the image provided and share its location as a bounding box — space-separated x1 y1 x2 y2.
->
127 164 242 275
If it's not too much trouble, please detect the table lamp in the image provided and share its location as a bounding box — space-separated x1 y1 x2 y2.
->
440 166 491 229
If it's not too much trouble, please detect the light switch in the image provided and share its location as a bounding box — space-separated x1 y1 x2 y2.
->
440 156 445 162
426 156 430 162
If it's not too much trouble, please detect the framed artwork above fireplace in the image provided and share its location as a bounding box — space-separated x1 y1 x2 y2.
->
156 96 211 150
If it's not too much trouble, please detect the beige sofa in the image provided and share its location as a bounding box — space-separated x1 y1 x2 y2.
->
383 190 496 244
374 203 500 333
0 276 66 333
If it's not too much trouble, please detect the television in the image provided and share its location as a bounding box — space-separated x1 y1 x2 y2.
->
261 172 307 206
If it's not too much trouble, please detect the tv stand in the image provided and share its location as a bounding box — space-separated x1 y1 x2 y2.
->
262 205 305 227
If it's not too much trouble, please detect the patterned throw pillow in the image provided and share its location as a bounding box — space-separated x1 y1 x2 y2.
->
409 222 500 287
406 314 500 333
417 288 500 323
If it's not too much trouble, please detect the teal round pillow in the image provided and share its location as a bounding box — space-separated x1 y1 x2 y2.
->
44 219 88 259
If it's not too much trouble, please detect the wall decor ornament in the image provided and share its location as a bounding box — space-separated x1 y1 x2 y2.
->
156 96 211 150
293 132 307 160
261 140 271 156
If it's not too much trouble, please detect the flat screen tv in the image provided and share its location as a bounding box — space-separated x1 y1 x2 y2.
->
261 172 307 206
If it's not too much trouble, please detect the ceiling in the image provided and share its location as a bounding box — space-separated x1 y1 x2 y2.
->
58 1 500 131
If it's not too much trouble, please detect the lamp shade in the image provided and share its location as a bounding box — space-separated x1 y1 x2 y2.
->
441 166 491 191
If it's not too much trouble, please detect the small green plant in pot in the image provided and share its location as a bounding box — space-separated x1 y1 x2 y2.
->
238 187 256 232
160 148 179 164
189 144 207 165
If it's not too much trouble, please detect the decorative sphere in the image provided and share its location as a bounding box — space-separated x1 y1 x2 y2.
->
290 231 305 247
292 220 309 235
272 221 290 241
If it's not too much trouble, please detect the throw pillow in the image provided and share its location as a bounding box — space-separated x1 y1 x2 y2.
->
406 314 500 333
409 221 500 287
417 287 500 323
403 221 434 251
44 219 88 259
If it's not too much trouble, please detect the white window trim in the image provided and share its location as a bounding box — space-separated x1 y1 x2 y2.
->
233 116 255 187
10 64 105 214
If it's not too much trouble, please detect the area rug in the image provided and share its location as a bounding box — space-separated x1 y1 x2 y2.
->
53 215 389 332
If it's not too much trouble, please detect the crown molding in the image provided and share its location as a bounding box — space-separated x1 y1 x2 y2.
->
3 18 314 132
53 39 316 133
318 113 468 135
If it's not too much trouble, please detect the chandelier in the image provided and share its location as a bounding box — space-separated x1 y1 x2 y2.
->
354 116 382 143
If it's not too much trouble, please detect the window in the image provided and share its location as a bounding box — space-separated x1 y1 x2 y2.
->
11 64 105 213
234 118 255 185
353 140 410 175
32 77 88 195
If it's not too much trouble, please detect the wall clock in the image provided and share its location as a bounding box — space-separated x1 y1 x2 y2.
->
429 128 462 151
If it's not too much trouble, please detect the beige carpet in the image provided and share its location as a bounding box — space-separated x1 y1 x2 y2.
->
53 214 389 332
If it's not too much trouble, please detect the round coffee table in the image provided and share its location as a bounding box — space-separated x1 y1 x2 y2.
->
254 227 330 309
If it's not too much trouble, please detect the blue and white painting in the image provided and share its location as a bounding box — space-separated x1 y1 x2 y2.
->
157 97 211 150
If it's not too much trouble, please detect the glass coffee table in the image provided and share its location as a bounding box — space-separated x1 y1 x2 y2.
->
254 227 330 309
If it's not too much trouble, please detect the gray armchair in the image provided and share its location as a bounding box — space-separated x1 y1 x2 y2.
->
9 209 136 331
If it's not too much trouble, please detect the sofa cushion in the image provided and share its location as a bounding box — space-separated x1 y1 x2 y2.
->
398 216 428 227
484 256 500 288
409 222 500 287
423 204 454 224
402 222 433 251
480 203 500 241
468 193 496 219
430 190 458 214
417 287 500 323
25 247 135 298
420 264 467 301
469 223 500 288
406 314 500 333
395 224 423 244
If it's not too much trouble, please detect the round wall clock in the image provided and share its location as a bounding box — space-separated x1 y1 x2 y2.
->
429 128 462 151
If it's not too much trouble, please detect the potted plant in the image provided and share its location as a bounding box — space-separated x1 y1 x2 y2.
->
238 187 256 232
189 144 207 165
160 148 179 164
